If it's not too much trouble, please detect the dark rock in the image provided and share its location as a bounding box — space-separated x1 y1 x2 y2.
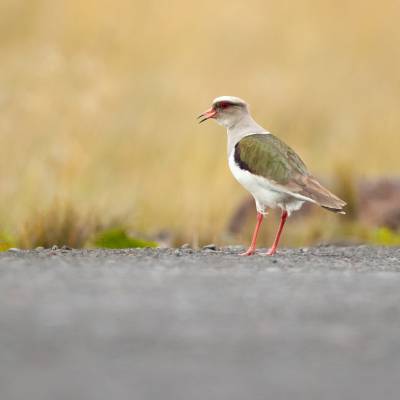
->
227 178 400 233
202 244 217 251
358 178 400 229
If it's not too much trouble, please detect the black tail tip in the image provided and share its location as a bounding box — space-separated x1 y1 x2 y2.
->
321 206 346 214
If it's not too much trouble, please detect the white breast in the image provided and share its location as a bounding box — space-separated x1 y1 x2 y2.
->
228 151 306 215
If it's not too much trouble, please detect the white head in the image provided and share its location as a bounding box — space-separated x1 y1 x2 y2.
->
198 96 250 129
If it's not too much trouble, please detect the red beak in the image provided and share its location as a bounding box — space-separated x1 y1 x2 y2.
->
197 107 217 123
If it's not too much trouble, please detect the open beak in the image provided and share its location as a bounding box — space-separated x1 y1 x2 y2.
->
197 107 217 124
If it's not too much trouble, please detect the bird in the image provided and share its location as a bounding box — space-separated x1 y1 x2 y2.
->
198 96 346 256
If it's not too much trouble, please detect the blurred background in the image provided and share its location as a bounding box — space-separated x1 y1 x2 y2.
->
0 0 399 249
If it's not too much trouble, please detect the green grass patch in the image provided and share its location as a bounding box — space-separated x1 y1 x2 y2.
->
93 228 157 249
0 232 16 251
370 227 400 246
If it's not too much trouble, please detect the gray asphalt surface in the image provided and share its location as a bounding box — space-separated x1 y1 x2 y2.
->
1 245 400 400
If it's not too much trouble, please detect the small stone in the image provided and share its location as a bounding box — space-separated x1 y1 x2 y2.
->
8 248 20 252
223 245 244 253
180 243 191 249
35 246 45 251
51 245 59 251
61 245 72 250
174 249 182 256
202 244 217 251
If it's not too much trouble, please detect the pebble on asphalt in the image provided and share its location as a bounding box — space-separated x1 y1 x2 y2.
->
202 244 218 251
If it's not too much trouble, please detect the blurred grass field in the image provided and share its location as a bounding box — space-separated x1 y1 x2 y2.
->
1 0 400 248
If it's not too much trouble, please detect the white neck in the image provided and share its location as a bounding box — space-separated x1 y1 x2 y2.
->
226 113 269 155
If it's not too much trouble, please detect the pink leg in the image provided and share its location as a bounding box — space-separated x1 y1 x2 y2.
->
239 212 264 256
266 210 288 256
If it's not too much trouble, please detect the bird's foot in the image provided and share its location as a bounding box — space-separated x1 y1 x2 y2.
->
261 248 276 256
239 248 256 256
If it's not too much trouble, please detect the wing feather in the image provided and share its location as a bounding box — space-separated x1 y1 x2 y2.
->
234 134 346 212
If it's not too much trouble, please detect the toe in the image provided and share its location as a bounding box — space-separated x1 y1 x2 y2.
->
239 250 255 256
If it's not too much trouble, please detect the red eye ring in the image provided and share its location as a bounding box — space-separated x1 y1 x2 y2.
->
219 102 230 109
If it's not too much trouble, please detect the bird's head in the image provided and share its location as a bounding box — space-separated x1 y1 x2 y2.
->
198 96 249 128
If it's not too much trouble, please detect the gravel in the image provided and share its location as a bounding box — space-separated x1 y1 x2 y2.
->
1 245 400 400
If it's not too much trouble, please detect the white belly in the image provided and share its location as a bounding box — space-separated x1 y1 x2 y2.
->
228 151 305 215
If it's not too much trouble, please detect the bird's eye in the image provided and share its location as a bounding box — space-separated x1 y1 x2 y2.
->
219 102 230 109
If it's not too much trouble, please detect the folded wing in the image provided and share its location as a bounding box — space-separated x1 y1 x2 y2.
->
234 134 347 213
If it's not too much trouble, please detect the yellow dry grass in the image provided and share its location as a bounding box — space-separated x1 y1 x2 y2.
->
1 0 399 246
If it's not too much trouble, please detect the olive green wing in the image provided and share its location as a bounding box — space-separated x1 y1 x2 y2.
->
234 134 308 184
